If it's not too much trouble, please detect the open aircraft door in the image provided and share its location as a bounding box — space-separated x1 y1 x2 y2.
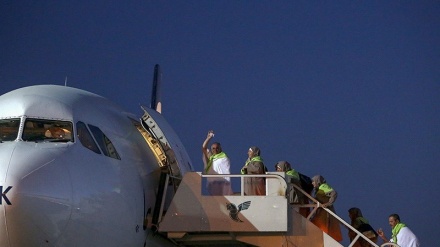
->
139 106 193 186
137 106 194 231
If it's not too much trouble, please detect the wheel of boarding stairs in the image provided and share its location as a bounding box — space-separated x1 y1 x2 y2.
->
380 243 400 247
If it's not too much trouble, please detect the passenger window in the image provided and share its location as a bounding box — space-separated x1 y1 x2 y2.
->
76 121 101 154
0 118 20 142
88 124 121 160
23 118 73 142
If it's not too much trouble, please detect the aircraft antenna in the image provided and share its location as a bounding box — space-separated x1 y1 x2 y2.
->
150 64 162 113
64 76 68 86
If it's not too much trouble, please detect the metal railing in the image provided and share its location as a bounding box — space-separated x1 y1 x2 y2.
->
199 173 399 247
201 173 287 196
290 183 399 247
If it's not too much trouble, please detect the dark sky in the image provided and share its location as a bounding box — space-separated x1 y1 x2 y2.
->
1 1 439 246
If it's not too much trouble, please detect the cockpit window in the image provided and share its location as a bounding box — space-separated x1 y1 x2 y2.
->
22 118 73 142
77 121 101 154
0 118 20 142
88 124 121 160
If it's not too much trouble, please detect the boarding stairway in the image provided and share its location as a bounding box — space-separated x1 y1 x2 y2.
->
138 109 396 246
154 172 397 247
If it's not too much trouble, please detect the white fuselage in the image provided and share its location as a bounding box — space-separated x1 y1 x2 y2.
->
0 85 192 247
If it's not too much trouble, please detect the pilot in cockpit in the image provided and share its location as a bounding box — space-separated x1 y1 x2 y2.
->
45 126 71 140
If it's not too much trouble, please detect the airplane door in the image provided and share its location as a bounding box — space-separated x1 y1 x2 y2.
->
139 106 193 187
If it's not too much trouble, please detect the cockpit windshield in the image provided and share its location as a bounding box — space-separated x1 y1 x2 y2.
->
0 118 20 142
22 118 73 142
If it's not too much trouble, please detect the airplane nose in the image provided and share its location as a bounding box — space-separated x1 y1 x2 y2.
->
0 142 73 246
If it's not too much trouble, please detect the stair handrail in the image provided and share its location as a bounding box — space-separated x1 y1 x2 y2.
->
380 243 400 247
290 183 389 247
202 173 287 196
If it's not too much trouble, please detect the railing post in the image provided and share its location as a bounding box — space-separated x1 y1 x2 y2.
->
241 175 244 196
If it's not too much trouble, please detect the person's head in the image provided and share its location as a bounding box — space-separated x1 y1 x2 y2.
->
210 142 222 154
247 146 260 158
348 207 363 220
46 127 65 139
275 161 291 172
311 175 326 188
388 214 401 228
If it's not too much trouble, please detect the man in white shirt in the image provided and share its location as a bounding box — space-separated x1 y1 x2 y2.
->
377 213 420 247
202 130 232 195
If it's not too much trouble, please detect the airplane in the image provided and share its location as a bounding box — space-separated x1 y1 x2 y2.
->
0 65 193 246
0 65 385 247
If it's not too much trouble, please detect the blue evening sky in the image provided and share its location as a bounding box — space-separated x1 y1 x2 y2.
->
1 1 439 246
